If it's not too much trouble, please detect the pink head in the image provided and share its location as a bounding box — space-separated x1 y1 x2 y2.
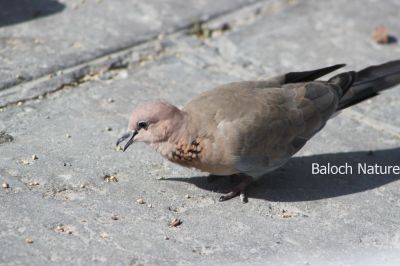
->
116 100 184 151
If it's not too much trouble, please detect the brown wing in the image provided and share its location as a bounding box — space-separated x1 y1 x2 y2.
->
183 79 342 177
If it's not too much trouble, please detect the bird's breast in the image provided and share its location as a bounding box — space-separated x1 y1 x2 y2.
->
170 138 203 163
166 137 237 175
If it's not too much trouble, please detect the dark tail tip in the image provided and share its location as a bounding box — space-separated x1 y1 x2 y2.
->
336 60 400 110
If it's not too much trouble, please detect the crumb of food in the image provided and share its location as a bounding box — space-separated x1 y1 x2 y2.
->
32 154 38 160
30 181 39 186
25 238 33 244
103 174 118 183
20 159 30 165
111 214 119 221
54 224 73 235
2 182 9 189
191 21 231 39
136 198 145 204
281 209 293 218
100 232 109 239
168 206 178 212
169 218 182 227
372 25 396 44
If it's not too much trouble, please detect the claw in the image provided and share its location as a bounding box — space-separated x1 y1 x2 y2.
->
240 191 248 203
218 175 253 203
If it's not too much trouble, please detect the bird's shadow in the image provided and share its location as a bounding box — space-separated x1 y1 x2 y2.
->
0 0 65 27
165 148 400 202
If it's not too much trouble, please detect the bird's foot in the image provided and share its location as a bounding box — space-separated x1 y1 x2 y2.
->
219 175 253 203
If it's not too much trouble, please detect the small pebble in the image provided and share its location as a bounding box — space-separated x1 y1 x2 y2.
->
185 194 191 199
164 236 169 240
116 145 123 151
111 215 119 220
136 198 145 204
66 134 71 138
107 98 114 103
2 182 9 189
25 238 33 244
105 127 112 131
32 154 38 160
147 204 153 208
30 181 39 186
17 102 23 106
80 184 86 188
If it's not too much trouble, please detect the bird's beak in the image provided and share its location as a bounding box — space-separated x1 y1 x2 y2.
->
116 130 138 152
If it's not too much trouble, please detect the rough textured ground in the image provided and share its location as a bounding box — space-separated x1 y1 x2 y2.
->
1 0 400 265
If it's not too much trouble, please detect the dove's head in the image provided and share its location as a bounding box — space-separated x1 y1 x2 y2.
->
116 100 184 151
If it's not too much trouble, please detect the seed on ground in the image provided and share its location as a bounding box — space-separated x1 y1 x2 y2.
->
136 198 145 204
103 174 118 182
169 218 182 227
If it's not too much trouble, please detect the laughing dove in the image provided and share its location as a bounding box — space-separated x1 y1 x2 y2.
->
117 60 400 203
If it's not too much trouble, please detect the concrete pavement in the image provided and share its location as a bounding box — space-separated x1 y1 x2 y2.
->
1 0 400 265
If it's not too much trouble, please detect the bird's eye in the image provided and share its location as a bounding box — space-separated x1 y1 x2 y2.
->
137 121 148 129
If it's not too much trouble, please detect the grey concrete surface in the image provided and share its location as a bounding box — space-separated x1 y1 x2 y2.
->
1 0 400 265
0 0 258 91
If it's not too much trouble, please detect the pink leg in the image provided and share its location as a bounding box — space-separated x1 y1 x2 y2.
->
219 175 253 203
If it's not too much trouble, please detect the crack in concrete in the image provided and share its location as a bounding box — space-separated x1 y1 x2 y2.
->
0 0 273 110
0 38 171 110
1 0 396 140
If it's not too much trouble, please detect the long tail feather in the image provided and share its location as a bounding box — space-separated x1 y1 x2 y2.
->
334 60 400 110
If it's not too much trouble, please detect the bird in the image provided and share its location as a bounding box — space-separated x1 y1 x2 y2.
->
117 60 400 203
